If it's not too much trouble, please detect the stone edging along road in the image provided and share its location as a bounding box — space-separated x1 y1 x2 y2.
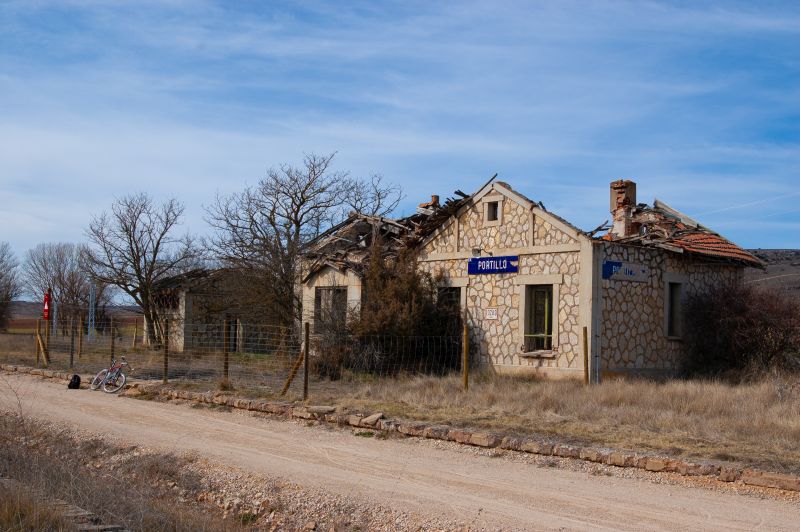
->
4 363 800 494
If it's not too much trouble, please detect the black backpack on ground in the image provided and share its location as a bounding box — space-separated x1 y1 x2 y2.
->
67 374 81 389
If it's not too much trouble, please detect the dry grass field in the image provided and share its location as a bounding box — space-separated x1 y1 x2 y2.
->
313 373 800 474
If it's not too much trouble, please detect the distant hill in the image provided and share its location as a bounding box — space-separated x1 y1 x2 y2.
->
745 249 800 300
7 301 141 320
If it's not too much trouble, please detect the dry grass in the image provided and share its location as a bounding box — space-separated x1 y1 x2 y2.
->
314 372 800 473
0 414 243 532
0 483 73 531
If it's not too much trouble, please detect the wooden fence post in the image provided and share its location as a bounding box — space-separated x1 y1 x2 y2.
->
35 319 41 367
109 316 115 365
223 318 230 382
163 319 169 384
583 326 589 386
77 317 83 359
462 321 469 391
69 318 75 369
303 322 309 401
44 319 50 361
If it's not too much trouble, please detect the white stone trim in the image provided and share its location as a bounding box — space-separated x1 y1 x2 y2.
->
513 274 564 286
516 275 562 355
418 244 581 262
529 208 536 246
454 216 461 251
578 234 595 383
590 240 603 383
663 272 689 339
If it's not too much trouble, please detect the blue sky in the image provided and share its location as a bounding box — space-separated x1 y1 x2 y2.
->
1 0 798 258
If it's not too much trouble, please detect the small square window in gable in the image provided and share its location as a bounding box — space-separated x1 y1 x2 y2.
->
487 201 499 221
482 195 503 227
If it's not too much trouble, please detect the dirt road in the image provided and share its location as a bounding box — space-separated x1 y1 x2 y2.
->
2 373 798 531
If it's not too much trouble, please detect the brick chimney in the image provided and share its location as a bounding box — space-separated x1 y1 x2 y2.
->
609 179 637 238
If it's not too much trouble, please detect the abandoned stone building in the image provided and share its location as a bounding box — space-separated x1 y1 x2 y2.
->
301 178 762 380
149 268 283 353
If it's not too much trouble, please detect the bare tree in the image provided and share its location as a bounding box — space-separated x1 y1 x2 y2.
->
342 173 403 217
206 152 402 326
83 193 198 345
207 153 343 325
0 242 21 330
22 243 113 320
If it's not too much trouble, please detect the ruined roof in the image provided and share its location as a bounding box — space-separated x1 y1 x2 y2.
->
302 192 472 280
302 213 417 281
152 268 214 291
602 200 763 268
151 268 243 293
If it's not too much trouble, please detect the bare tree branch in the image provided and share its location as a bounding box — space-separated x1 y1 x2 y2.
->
342 173 404 217
0 242 21 329
207 153 403 326
22 242 114 322
82 193 199 345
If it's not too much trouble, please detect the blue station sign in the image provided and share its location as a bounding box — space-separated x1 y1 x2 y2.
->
468 255 519 275
602 260 650 283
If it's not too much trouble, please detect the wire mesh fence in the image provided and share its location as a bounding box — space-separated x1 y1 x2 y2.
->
0 311 470 401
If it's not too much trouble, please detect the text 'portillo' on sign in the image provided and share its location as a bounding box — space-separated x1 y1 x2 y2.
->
467 255 519 275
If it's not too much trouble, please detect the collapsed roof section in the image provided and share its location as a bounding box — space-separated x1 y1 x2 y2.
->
302 192 471 282
602 179 763 268
303 177 763 280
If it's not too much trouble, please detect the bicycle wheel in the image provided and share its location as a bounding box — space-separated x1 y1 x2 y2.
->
90 369 108 391
102 371 126 393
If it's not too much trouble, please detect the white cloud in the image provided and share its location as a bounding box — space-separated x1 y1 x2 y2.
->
0 0 798 252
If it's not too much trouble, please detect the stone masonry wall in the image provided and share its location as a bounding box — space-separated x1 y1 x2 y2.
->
424 193 576 254
419 186 583 375
599 242 741 375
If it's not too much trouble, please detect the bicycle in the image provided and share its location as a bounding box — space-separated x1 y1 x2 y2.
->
90 356 133 393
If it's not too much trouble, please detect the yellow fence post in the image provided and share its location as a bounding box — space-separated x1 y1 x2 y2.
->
44 319 50 364
35 319 41 367
462 321 469 391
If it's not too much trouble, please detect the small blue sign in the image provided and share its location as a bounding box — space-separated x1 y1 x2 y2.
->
468 255 519 275
602 260 650 282
602 260 622 279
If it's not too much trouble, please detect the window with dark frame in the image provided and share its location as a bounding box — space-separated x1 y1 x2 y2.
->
524 284 553 351
486 200 499 222
314 286 347 333
437 286 463 335
667 282 683 337
437 287 461 312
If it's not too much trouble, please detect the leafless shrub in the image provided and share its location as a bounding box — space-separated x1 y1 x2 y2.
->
682 282 800 379
312 245 462 378
0 242 21 330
